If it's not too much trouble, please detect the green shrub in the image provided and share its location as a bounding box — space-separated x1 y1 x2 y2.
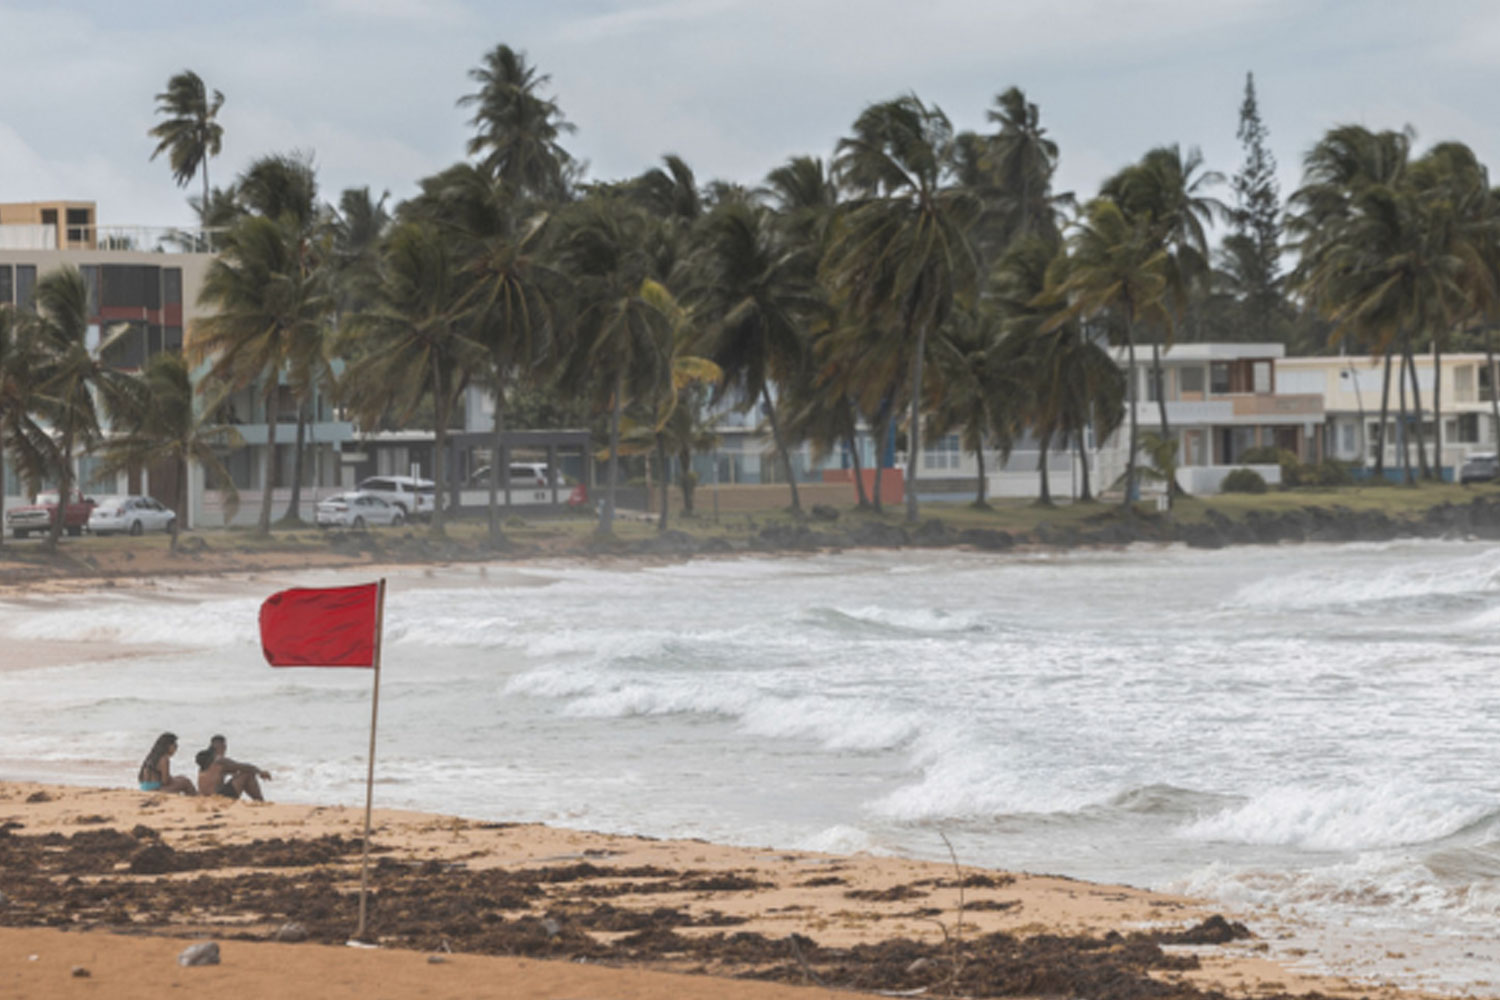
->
1222 468 1269 493
1313 461 1354 487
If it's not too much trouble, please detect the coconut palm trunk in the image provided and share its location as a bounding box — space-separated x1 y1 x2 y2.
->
487 383 507 547
1398 349 1413 485
45 429 76 552
1122 310 1140 508
656 432 670 532
1375 352 1393 478
677 445 696 515
760 385 801 514
601 373 623 535
1431 333 1444 481
429 353 452 538
905 319 927 524
285 401 308 523
872 410 890 514
846 429 870 508
172 454 188 553
1076 430 1094 501
974 440 987 507
1403 336 1430 479
1485 326 1500 448
258 386 280 535
1037 429 1053 505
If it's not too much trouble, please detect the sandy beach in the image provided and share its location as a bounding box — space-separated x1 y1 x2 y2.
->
0 780 1436 1000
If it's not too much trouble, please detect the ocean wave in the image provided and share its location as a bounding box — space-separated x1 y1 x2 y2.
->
805 605 996 637
7 598 262 648
1176 782 1492 851
1227 546 1500 613
507 666 926 752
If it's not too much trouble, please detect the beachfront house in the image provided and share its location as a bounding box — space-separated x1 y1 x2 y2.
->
0 201 356 529
1279 353 1500 480
909 343 1321 500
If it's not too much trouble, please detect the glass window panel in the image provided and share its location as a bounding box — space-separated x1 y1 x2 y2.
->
16 265 36 311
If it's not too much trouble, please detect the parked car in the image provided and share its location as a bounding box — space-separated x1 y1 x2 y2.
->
6 490 95 539
88 495 176 536
316 492 405 529
1461 453 1499 484
354 476 437 519
466 462 556 489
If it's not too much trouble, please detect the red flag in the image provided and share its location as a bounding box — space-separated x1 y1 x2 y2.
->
259 583 380 667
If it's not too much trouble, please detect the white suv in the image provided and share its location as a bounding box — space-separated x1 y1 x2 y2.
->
355 476 438 519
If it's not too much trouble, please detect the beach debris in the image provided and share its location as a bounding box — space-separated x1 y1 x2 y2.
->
273 922 309 943
131 824 160 840
26 790 52 803
128 843 178 874
70 965 90 978
426 955 448 964
178 942 221 967
1157 914 1252 945
0 891 8 906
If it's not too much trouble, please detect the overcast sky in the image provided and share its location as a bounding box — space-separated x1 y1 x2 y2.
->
5 1 1500 236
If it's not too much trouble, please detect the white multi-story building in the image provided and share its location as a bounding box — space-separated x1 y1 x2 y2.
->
1 201 354 528
1279 353 1500 480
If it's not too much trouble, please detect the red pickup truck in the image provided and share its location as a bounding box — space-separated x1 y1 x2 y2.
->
5 490 96 539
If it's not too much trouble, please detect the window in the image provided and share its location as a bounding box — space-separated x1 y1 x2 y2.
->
79 265 100 317
163 268 182 308
1179 366 1205 394
923 434 961 470
1210 362 1231 394
1340 423 1355 454
1458 413 1480 444
1146 367 1164 402
0 265 10 305
1252 360 1272 394
16 265 36 311
65 207 90 245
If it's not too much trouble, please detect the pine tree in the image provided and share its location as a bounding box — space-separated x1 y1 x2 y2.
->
1228 72 1283 337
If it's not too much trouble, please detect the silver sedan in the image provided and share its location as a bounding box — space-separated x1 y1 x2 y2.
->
88 495 176 536
315 492 405 530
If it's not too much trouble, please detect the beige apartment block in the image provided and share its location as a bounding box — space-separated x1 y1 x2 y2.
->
0 200 97 249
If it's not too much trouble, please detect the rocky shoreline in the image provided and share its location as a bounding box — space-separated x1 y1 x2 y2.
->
615 494 1500 559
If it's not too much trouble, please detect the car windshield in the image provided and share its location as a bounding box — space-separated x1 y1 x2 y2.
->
35 493 58 505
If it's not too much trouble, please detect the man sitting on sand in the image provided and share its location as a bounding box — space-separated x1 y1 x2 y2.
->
195 734 271 802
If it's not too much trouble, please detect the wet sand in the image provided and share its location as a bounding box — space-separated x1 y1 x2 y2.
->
0 782 1436 1000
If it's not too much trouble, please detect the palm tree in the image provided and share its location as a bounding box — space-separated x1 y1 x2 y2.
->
459 43 575 201
148 70 225 220
28 270 139 550
459 179 567 546
1102 145 1227 483
1288 125 1415 479
690 200 822 513
1043 198 1170 506
0 306 57 550
985 87 1066 246
552 196 678 535
826 95 982 523
97 353 241 551
194 213 328 534
927 304 1015 507
343 221 478 538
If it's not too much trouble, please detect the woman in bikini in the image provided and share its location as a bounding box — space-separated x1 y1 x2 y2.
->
137 732 196 794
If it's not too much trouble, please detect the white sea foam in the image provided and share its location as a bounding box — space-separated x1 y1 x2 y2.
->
1176 782 1491 851
1229 545 1500 612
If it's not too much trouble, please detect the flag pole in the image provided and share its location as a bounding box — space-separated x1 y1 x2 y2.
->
355 577 386 941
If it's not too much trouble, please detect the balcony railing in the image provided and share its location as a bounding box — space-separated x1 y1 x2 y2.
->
0 223 225 254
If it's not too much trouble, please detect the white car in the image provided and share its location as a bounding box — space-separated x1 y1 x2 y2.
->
88 495 176 536
355 475 438 519
316 492 405 530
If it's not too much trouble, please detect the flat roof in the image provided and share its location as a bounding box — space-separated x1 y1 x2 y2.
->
1108 343 1286 362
